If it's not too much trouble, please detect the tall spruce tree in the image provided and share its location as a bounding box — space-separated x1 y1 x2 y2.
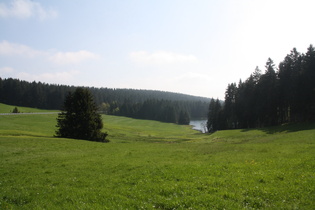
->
301 45 315 121
55 87 108 142
256 58 279 126
278 48 302 123
224 83 237 128
207 99 225 132
178 110 190 125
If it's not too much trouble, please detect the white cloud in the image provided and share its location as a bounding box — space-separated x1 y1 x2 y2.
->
0 40 43 57
176 72 213 83
129 51 198 65
0 0 57 20
49 50 100 65
0 40 100 64
17 70 80 83
0 66 14 73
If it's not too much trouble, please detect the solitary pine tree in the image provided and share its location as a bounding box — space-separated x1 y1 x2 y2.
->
12 107 20 113
55 87 108 142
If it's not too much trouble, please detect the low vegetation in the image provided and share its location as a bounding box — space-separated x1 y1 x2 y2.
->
0 103 314 209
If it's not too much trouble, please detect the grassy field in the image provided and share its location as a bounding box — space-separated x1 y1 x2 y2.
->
0 103 59 113
0 103 315 209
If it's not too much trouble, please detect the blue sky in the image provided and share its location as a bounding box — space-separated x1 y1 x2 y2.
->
0 0 314 99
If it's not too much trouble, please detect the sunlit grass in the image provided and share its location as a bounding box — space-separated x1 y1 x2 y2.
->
0 103 58 113
0 105 315 209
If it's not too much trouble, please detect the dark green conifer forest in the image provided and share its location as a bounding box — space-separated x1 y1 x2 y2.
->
207 45 315 132
0 77 209 124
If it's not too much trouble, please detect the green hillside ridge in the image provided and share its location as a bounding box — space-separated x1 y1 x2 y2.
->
0 103 59 114
0 105 314 209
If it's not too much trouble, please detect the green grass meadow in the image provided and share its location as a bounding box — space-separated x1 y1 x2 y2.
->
1 103 315 209
0 103 59 114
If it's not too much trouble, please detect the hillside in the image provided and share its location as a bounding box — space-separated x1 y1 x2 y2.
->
0 103 58 114
0 106 314 209
0 77 210 107
0 77 210 119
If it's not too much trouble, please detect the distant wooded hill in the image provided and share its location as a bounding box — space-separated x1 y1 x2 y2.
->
0 78 210 122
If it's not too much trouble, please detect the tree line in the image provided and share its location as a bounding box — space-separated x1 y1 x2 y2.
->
0 77 210 123
106 99 191 124
207 45 315 132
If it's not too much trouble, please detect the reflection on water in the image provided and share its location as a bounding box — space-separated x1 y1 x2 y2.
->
189 119 208 133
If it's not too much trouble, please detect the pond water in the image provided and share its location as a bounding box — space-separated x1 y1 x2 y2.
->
189 119 208 133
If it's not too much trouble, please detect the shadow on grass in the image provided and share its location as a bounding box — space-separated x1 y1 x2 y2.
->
241 122 315 134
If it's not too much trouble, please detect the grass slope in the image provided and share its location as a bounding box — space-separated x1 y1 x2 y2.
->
0 103 59 113
0 106 315 209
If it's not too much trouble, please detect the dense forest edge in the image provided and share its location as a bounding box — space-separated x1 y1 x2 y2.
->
0 77 210 124
207 44 315 132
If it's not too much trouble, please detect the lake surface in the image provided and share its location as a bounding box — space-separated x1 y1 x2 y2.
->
189 119 208 133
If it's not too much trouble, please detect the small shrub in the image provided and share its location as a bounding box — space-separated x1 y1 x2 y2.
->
12 107 20 113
